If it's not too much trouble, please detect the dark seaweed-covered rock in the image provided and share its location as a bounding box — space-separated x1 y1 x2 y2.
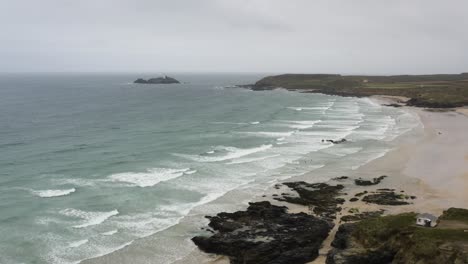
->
325 139 347 144
331 223 356 249
362 190 410 205
333 176 349 181
134 76 180 84
354 191 368 197
192 201 332 264
340 210 384 222
384 103 403 107
406 97 463 108
349 198 359 202
274 182 345 220
354 175 387 186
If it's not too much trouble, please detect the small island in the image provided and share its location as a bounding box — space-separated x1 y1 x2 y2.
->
134 76 180 84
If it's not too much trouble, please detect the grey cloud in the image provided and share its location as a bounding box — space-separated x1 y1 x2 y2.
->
0 0 467 74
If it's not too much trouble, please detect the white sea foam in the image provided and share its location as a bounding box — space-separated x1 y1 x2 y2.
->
237 131 295 138
174 144 273 163
322 147 363 157
74 240 135 264
226 154 281 165
211 121 248 125
250 121 260 124
112 211 183 238
288 106 329 111
184 170 197 175
68 239 88 248
206 150 215 154
101 230 118 236
280 120 322 129
31 188 76 198
351 150 389 170
55 178 95 187
60 208 119 228
287 107 303 111
108 168 190 187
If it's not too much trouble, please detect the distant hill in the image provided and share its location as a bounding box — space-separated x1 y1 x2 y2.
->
251 73 468 108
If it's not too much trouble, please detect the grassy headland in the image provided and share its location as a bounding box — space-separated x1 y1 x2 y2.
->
252 73 468 108
328 209 468 263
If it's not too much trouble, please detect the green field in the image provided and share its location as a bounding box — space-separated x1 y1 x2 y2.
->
253 73 468 107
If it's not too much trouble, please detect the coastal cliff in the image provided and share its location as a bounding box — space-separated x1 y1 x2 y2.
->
249 73 468 108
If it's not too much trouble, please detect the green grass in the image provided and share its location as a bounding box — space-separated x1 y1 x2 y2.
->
353 213 417 247
440 208 468 223
415 228 468 242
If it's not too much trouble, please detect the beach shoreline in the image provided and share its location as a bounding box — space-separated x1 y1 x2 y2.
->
185 97 468 264
81 94 468 264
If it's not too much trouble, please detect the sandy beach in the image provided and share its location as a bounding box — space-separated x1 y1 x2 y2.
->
309 100 468 263
188 99 468 264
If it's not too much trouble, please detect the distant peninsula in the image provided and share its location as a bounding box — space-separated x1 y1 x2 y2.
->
244 73 468 108
134 76 180 84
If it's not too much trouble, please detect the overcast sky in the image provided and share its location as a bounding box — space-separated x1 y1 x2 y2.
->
1 0 467 74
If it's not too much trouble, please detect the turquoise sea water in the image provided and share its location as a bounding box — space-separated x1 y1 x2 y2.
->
0 73 418 263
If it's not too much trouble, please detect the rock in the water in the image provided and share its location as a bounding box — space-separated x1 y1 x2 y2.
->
192 201 333 264
324 139 348 144
354 175 387 186
134 76 180 84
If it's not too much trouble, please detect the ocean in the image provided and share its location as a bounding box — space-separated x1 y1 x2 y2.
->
0 73 419 264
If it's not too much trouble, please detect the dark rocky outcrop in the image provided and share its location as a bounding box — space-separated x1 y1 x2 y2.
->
383 103 403 108
354 191 368 197
327 222 395 264
354 175 387 186
362 190 410 205
340 210 384 222
333 176 349 181
323 139 347 144
134 76 180 84
192 201 333 264
406 97 464 108
274 182 345 220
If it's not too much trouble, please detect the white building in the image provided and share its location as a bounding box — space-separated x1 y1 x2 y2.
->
416 213 438 227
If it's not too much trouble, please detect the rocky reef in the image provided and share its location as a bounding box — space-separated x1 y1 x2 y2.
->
274 182 345 220
354 175 387 186
362 189 411 205
323 139 348 144
134 76 180 84
192 176 466 264
192 201 332 264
